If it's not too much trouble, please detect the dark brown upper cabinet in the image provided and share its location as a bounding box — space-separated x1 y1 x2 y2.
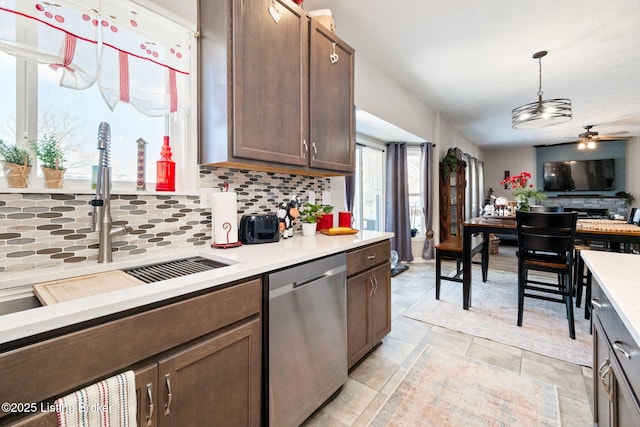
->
198 0 354 175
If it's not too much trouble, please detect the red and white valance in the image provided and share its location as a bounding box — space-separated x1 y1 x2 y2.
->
0 0 192 116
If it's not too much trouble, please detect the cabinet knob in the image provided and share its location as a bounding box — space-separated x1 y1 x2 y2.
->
302 140 308 159
591 298 603 309
312 142 318 160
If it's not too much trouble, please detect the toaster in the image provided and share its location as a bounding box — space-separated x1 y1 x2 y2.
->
239 214 280 244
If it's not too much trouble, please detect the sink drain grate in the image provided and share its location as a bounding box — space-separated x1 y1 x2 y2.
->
123 257 227 283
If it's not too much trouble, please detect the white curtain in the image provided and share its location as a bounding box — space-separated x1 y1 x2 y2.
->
463 154 484 219
0 0 192 116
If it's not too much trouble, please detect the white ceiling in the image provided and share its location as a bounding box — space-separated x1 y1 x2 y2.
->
304 0 640 148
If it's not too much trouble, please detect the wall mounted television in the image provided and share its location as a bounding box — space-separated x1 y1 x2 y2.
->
543 159 615 192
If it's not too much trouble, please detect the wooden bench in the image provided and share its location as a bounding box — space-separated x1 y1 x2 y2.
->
435 235 488 306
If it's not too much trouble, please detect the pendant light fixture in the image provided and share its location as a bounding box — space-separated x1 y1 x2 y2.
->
512 50 572 129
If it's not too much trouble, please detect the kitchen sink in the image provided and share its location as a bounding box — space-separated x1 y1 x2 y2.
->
122 256 228 283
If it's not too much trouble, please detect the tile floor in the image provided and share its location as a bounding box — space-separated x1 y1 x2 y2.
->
304 249 594 427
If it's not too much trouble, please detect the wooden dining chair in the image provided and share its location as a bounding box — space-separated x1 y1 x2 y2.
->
516 210 579 339
435 235 487 307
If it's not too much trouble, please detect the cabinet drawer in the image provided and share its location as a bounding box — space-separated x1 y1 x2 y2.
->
347 240 390 276
592 283 640 397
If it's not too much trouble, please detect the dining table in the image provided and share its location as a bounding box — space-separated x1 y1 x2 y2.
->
460 216 640 310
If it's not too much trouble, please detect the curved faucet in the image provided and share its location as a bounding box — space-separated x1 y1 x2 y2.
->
90 122 131 263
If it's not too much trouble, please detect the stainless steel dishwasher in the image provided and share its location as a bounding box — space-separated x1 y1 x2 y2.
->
265 252 347 427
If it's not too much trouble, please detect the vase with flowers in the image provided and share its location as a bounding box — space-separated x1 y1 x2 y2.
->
499 171 547 211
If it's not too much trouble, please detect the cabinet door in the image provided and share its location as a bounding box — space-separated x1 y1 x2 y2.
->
611 355 640 426
371 262 391 344
347 270 373 368
232 0 309 166
593 317 613 427
309 21 355 172
157 318 261 427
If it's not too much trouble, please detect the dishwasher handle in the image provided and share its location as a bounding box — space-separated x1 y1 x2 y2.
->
294 273 329 288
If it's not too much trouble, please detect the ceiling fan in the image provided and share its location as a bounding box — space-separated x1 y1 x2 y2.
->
576 125 628 150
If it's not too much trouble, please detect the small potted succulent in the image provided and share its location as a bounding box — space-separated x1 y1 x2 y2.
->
0 140 33 188
299 202 333 236
32 134 66 188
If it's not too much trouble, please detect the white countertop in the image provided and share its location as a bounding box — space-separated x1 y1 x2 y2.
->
0 230 393 345
581 250 640 346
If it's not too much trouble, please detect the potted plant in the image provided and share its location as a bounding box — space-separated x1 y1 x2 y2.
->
0 140 33 188
441 149 467 178
299 202 333 236
615 191 635 207
32 134 66 188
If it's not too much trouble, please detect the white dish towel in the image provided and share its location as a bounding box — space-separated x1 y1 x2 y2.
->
54 370 137 427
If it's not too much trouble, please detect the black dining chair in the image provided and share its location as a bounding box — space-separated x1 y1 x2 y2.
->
516 210 579 339
628 207 639 225
530 205 564 213
435 235 488 307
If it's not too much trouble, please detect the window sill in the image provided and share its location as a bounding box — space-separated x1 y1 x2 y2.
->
0 178 198 196
0 186 198 197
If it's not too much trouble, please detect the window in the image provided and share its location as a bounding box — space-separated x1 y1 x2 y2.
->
407 146 424 235
0 0 196 192
354 143 384 231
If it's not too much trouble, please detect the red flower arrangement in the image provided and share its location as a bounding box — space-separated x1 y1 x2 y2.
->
499 171 546 210
292 0 303 4
500 171 532 190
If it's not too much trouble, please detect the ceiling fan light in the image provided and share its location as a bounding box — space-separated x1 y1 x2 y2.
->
587 140 596 149
577 141 586 150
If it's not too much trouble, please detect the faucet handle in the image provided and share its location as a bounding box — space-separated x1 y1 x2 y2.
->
89 199 104 207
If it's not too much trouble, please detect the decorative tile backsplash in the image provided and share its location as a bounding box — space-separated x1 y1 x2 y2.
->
0 166 329 273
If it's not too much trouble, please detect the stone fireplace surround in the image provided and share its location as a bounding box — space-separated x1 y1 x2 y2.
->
540 195 628 218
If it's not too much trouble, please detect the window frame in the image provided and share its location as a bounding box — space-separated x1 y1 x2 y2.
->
354 141 385 232
2 0 198 195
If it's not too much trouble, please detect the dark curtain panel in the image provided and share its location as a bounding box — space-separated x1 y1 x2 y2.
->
385 143 413 262
344 175 355 212
420 142 435 260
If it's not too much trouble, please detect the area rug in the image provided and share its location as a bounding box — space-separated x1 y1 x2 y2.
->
404 269 592 366
370 345 560 426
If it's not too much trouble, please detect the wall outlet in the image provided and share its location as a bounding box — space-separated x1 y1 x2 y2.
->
200 188 214 209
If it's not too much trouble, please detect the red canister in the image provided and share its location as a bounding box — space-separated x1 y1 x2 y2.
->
338 212 352 228
317 213 333 231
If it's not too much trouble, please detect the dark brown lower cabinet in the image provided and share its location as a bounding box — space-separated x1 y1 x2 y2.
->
592 282 640 426
135 318 261 427
347 262 391 368
1 279 262 427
